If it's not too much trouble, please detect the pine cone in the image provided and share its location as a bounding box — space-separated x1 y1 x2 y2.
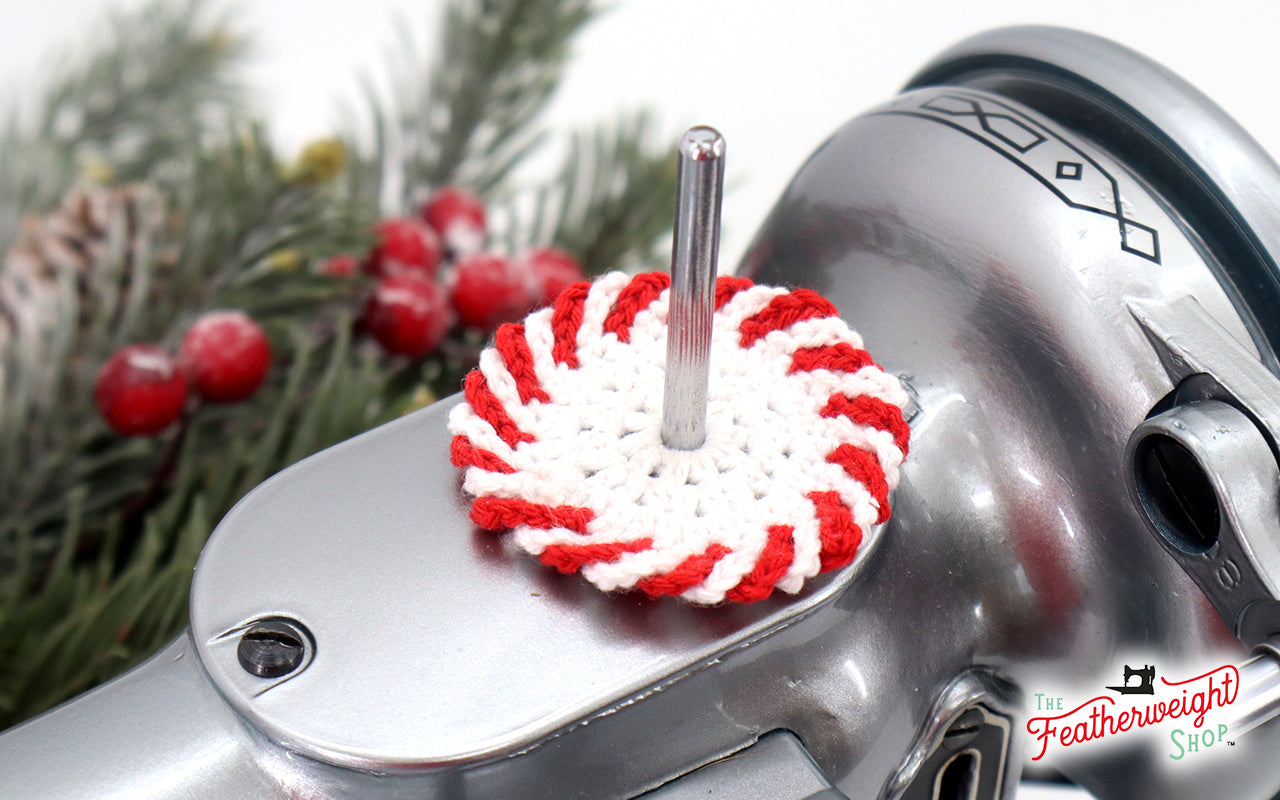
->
0 184 167 398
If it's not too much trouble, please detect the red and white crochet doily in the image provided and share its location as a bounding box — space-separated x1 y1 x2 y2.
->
448 271 910 605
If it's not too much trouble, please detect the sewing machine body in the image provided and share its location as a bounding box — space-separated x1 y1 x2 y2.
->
5 25 1280 800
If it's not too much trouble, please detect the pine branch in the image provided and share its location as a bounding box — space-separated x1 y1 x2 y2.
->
0 314 401 727
0 112 386 728
0 127 374 581
0 0 685 732
376 0 597 205
0 0 245 247
0 490 210 723
159 124 373 323
525 111 680 275
0 133 80 254
37 0 244 174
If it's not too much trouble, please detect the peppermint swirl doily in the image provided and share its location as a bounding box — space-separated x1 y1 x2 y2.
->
448 271 909 604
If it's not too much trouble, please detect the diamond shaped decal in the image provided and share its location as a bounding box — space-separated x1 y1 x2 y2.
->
1056 161 1083 180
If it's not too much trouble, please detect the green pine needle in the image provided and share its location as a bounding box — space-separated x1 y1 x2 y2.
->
546 111 679 274
0 0 684 731
372 0 596 204
0 0 245 248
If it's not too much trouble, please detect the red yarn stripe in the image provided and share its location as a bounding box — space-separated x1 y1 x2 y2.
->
463 371 535 448
788 342 876 375
725 525 795 603
539 538 654 574
449 435 515 474
551 281 591 368
739 289 839 348
714 275 754 310
820 394 910 455
635 544 731 598
494 323 550 404
808 491 863 572
603 272 670 343
471 496 595 534
826 444 891 524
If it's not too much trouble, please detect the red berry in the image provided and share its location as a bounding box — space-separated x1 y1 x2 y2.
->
319 254 359 277
450 253 532 331
366 217 442 279
519 247 584 308
94 345 188 436
420 186 486 258
179 310 272 403
365 275 452 357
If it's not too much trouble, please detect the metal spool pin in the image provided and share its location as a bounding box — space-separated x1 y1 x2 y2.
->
662 126 726 451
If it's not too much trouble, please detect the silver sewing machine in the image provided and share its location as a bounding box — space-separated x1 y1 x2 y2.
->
5 26 1280 800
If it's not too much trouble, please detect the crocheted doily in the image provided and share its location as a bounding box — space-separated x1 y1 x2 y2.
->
448 271 910 604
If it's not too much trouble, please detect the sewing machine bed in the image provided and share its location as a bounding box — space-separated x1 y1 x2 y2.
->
188 395 861 770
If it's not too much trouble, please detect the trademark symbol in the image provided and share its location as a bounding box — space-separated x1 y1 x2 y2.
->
1228 740 1236 747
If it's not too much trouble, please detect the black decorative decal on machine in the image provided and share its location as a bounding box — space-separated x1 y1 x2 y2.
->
877 91 1161 264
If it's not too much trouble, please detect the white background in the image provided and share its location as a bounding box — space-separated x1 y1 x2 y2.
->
4 2 1277 796
3 0 1280 269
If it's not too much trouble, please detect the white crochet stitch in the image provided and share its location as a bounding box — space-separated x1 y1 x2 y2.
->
448 271 909 605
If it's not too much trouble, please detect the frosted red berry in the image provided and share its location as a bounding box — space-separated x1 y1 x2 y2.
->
420 186 486 258
94 345 188 436
366 217 442 279
179 310 272 403
450 253 532 331
520 247 584 308
365 275 453 357
319 254 359 277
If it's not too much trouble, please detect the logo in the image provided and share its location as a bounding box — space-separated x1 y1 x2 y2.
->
1104 663 1155 695
1027 662 1239 762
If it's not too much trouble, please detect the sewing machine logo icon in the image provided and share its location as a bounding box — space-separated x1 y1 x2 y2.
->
1106 664 1156 695
1027 661 1239 762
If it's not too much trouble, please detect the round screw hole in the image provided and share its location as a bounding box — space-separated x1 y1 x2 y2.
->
237 619 308 679
1134 433 1220 555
